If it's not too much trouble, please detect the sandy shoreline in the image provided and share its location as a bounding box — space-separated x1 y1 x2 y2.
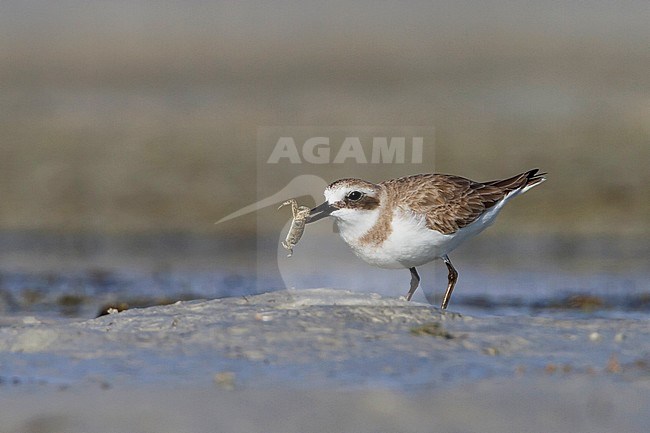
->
1 289 649 432
3 378 650 433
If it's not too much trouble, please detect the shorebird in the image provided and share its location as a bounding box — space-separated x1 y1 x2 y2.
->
305 169 546 309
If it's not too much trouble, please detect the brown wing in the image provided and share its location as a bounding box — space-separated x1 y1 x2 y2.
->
383 170 539 235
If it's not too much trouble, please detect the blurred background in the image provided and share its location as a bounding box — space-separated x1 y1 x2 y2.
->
0 0 648 317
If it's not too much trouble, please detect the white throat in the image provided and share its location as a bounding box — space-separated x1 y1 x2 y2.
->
333 207 381 245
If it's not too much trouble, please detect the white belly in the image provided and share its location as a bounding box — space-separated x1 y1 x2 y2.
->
337 212 447 269
339 201 508 269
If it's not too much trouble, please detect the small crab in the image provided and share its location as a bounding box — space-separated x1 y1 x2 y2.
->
278 199 311 257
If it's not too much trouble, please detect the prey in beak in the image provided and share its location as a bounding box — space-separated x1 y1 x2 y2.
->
306 202 336 224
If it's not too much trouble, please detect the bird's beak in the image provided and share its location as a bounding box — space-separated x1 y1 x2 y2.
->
306 202 335 224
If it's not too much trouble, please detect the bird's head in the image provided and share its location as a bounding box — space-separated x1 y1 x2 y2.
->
306 178 382 226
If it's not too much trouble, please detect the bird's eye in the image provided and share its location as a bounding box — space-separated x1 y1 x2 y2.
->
347 191 363 201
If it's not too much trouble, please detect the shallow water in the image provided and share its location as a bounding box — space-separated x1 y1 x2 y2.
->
0 231 647 321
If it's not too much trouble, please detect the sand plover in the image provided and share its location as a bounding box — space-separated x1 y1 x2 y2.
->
306 169 546 309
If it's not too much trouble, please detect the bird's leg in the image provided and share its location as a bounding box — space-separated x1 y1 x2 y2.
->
406 267 420 301
441 255 458 310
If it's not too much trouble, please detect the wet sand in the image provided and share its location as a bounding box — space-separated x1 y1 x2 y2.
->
2 378 649 433
1 289 649 432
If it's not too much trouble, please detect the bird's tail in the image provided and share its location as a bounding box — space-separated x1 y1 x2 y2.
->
520 168 547 193
485 168 546 195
